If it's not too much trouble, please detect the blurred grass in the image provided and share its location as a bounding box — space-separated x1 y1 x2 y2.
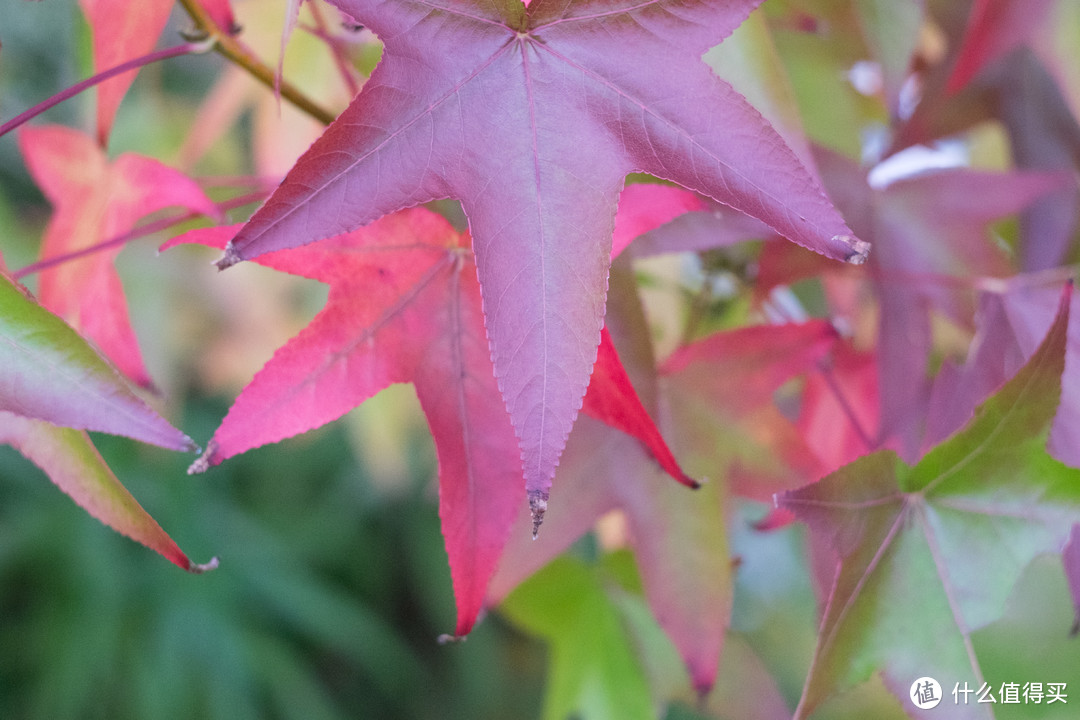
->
0 397 546 719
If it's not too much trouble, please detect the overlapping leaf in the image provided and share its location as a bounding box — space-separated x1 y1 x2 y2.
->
170 192 692 635
814 148 1066 456
0 268 206 571
491 318 838 693
18 125 219 387
779 284 1080 718
219 0 867 522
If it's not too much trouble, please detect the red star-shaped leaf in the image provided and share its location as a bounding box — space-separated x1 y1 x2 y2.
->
19 125 219 387
171 191 692 634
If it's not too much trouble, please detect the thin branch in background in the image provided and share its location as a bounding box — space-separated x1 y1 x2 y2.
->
0 42 210 139
176 0 337 125
13 191 268 279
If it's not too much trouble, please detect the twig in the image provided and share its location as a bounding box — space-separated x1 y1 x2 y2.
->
175 0 337 125
13 191 267 279
0 43 208 139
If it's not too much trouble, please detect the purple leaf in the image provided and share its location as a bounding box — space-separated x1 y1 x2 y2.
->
218 0 866 514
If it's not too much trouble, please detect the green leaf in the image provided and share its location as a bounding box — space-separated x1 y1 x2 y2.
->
0 270 194 451
500 556 655 720
779 284 1080 718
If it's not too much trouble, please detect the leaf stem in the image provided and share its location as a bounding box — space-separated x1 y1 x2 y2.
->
175 0 337 125
0 43 206 139
13 191 267 279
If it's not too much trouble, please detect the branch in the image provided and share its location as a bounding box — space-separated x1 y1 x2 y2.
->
0 43 207 139
175 0 337 126
13 191 267 280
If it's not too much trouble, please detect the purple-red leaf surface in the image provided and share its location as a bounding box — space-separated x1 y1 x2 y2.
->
19 125 219 388
815 148 1065 456
0 268 194 450
946 0 1057 94
220 0 867 517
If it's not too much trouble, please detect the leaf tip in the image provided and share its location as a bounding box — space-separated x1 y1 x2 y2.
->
187 440 218 475
836 235 871 265
187 556 220 574
529 489 548 539
436 633 467 645
214 245 242 271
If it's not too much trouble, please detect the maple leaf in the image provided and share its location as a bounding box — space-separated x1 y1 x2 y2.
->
217 0 867 520
0 268 194 451
814 148 1066 456
169 196 690 635
0 267 209 572
891 8 1080 272
18 125 219 388
778 283 1080 719
76 0 237 144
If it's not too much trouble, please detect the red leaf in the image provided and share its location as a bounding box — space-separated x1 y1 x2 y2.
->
946 0 1056 94
201 0 237 32
610 184 706 259
218 0 866 517
582 327 698 490
490 416 732 695
493 321 838 693
170 203 687 635
77 0 174 145
662 320 839 499
18 125 218 387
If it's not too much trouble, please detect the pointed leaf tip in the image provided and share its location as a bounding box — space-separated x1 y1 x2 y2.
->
838 236 871 265
214 246 241 270
187 440 218 474
436 633 467 645
529 490 548 539
187 556 220 574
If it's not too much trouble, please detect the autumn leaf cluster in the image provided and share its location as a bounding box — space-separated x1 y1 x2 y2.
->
3 0 1080 718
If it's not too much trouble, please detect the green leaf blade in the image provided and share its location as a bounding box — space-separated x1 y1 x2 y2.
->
779 284 1080 718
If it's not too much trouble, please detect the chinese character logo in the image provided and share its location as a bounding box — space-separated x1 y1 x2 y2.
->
911 677 943 710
